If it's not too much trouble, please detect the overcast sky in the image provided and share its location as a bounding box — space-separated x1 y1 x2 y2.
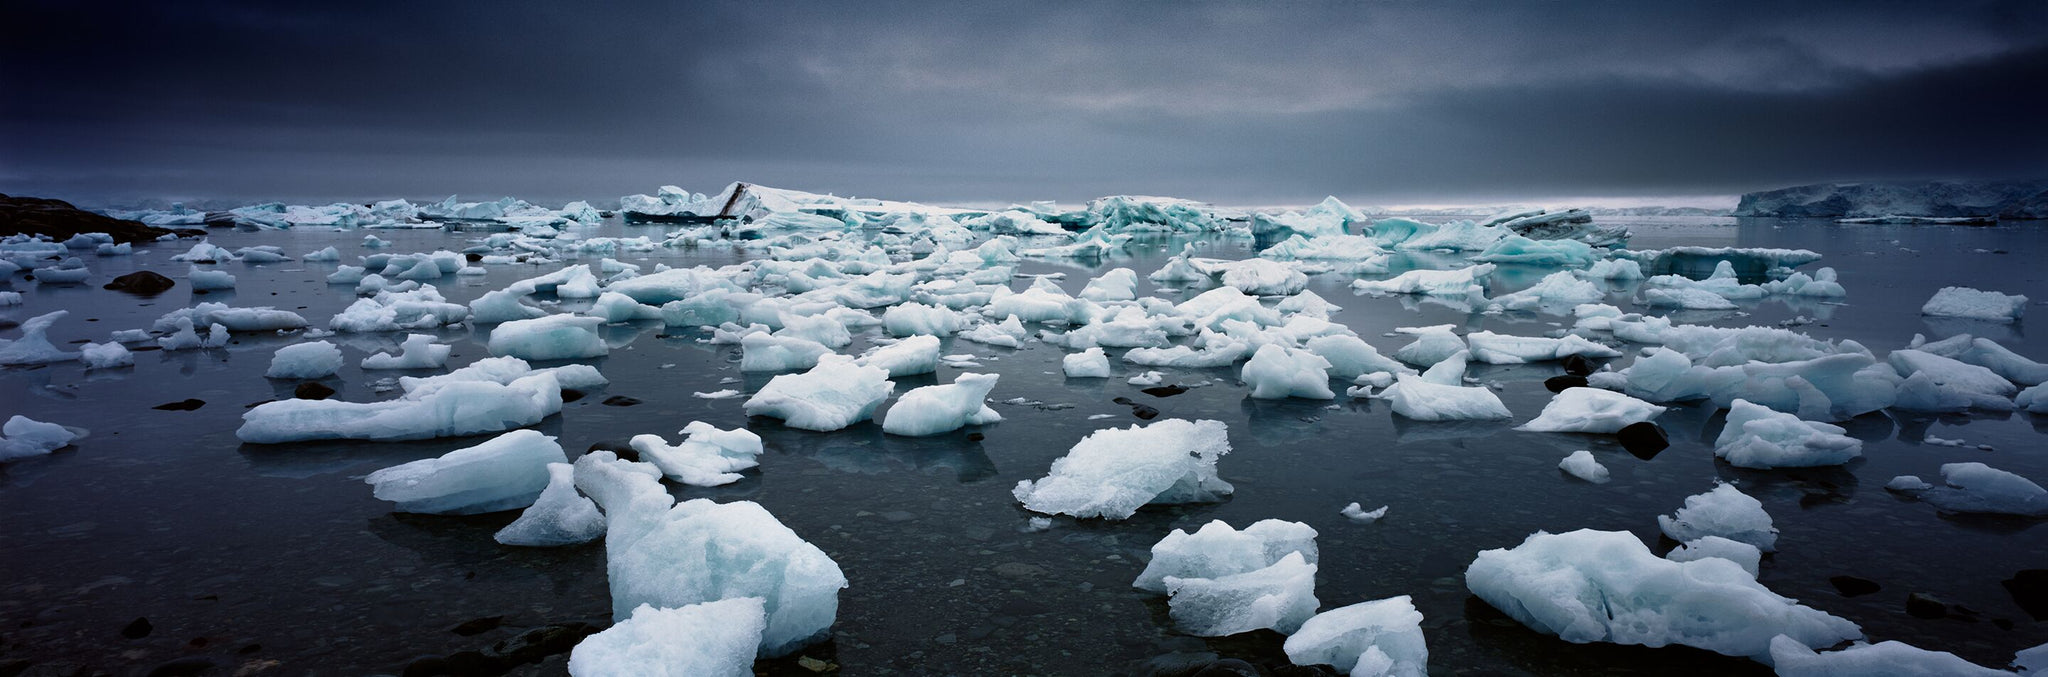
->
5 0 2047 209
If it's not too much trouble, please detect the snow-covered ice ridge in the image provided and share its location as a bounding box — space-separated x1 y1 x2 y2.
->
7 183 2046 673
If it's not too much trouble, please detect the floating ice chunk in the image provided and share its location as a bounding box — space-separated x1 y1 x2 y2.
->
1163 552 1318 636
587 292 663 324
238 372 563 443
1640 287 1739 310
360 334 452 369
1658 483 1777 552
398 355 606 394
1342 503 1388 523
1711 399 1861 469
1888 349 2018 411
155 318 229 351
1063 347 1112 378
2022 383 2048 413
1488 271 1605 313
2018 641 2048 676
1894 462 2048 516
1216 258 1309 295
1472 234 1598 267
327 265 367 285
1301 335 1409 381
1013 419 1233 519
1557 451 1610 483
1466 529 1858 661
567 599 766 677
0 291 19 306
632 422 764 487
1392 325 1466 367
740 333 832 372
1518 388 1664 434
153 302 309 333
774 312 852 348
1665 536 1761 577
1241 344 1335 400
1352 264 1494 297
1283 596 1427 677
187 266 235 292
0 311 80 365
854 334 939 377
743 355 893 431
330 286 467 333
1921 286 2026 323
0 416 81 462
1607 348 1897 421
958 315 1027 348
881 302 964 337
364 430 565 514
1383 369 1511 421
1586 258 1645 279
266 341 343 379
1885 475 1933 492
488 314 609 361
495 463 604 547
1127 370 1166 386
1079 267 1139 302
1132 519 1318 593
79 341 132 369
1466 331 1621 364
1768 635 2008 676
882 373 1002 436
1909 333 2048 386
302 246 341 262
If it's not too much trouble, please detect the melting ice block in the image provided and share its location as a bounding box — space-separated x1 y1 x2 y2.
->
1283 596 1428 677
1062 347 1112 378
1383 374 1511 422
1465 331 1621 364
238 372 563 443
1921 286 2026 323
1768 635 2008 676
1241 344 1335 400
265 341 344 380
0 311 80 365
1133 519 1317 593
488 314 609 361
364 430 565 514
1665 535 1761 577
1658 483 1778 552
1465 529 1859 661
567 598 766 677
1892 462 2048 516
1557 451 1610 483
1013 419 1233 519
882 373 1002 436
1163 551 1319 636
1517 388 1664 434
0 416 81 462
631 422 765 487
743 355 893 431
854 334 939 377
495 462 604 546
739 333 831 372
361 333 453 369
1712 399 1861 469
1889 349 2018 411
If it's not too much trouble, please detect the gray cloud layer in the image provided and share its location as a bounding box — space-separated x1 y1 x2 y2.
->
5 0 2047 207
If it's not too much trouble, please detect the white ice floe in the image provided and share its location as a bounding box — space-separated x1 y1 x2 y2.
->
1163 551 1319 636
1013 419 1233 519
1889 462 2048 516
0 416 81 462
1921 286 2026 323
1062 347 1112 378
742 355 893 431
1517 388 1664 434
1889 348 2019 411
1341 503 1389 523
881 373 1002 436
566 599 767 677
1352 264 1494 299
1465 529 1858 661
631 422 765 487
488 314 610 361
1658 483 1778 552
1909 333 2048 386
1392 325 1466 367
739 333 832 372
1283 596 1428 677
187 266 235 292
1711 399 1862 469
0 311 80 365
1557 451 1610 483
1464 331 1620 364
79 341 131 369
360 334 453 369
1132 519 1318 593
1768 635 2009 676
364 430 565 514
854 334 940 377
330 286 467 333
1381 352 1511 421
266 341 343 379
495 462 605 547
1241 344 1335 400
239 371 563 443
1664 535 1761 577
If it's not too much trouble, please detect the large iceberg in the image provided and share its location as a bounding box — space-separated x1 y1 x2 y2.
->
1013 419 1233 519
363 430 565 514
1711 399 1861 469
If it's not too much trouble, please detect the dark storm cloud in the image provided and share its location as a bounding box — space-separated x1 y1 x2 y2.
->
4 0 2047 207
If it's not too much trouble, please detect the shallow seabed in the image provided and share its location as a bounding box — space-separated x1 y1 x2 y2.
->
3 216 2045 675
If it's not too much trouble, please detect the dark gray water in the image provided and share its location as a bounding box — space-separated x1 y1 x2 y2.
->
2 217 2045 675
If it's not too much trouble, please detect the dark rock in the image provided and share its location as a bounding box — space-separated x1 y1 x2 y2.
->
293 382 335 400
441 650 500 675
1141 384 1190 398
486 622 600 666
0 194 187 243
966 432 985 442
1560 354 1596 376
600 395 641 407
560 389 586 403
1543 375 1588 393
122 616 153 638
464 252 483 262
143 657 218 677
103 270 176 296
2004 569 2048 621
1617 421 1668 459
1191 659 1261 677
1112 397 1162 420
152 399 206 411
586 439 638 462
1829 575 1881 597
400 655 452 677
1906 592 1948 619
451 616 503 636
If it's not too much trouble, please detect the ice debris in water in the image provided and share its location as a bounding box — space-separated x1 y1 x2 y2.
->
1132 519 1317 593
1341 503 1388 524
630 422 764 487
487 314 610 361
1380 351 1511 421
1013 418 1232 519
0 416 82 462
1283 595 1428 677
364 430 565 515
1126 370 1166 386
1557 451 1610 483
0 311 80 365
1517 388 1664 434
1658 483 1778 552
881 373 1002 436
567 598 767 677
1921 286 2026 323
1241 344 1336 399
79 341 132 369
1163 551 1318 636
1062 347 1111 378
495 463 604 547
361 333 453 369
739 333 831 372
238 370 564 443
1767 634 2009 676
1888 462 2048 516
573 451 845 657
265 341 343 380
1712 399 1861 469
742 355 893 432
1465 529 1859 661
854 334 939 377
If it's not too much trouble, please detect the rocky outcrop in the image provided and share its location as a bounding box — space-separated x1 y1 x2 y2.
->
1734 180 2048 219
0 194 198 243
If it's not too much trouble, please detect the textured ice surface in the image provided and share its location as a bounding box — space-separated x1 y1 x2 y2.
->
1241 344 1336 400
743 355 893 431
1163 551 1319 636
1711 399 1861 468
854 334 939 377
0 311 80 365
567 598 766 677
739 333 832 372
1383 374 1511 421
329 286 467 333
361 334 453 369
631 422 765 487
1517 388 1664 434
1557 451 1610 483
1894 462 2048 516
1466 529 1858 661
0 416 81 462
1132 519 1318 593
881 373 1002 436
1283 596 1427 677
488 314 610 361
1768 635 2008 676
1465 331 1621 364
1664 535 1761 577
495 463 605 547
1013 419 1233 519
265 341 344 380
1658 483 1778 552
79 341 132 369
1889 349 2018 411
1062 347 1112 378
364 430 565 514
1921 286 2026 322
239 372 563 443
